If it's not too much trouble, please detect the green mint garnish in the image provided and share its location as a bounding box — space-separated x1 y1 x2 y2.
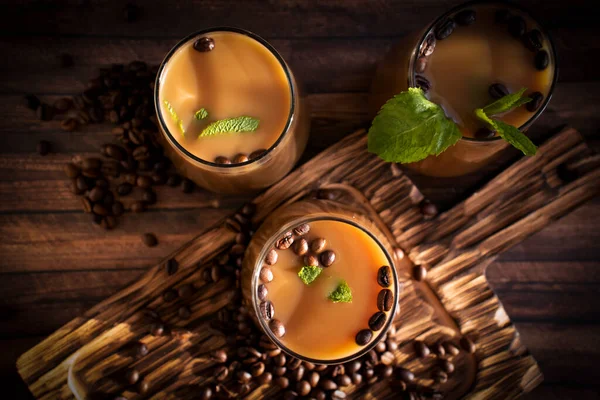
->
163 100 185 136
474 89 537 156
298 265 322 285
328 280 353 303
199 116 260 137
194 108 208 120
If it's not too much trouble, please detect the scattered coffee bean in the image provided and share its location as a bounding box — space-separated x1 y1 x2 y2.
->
215 365 228 381
320 250 336 267
37 140 51 155
259 301 275 320
304 254 319 267
92 203 109 216
420 200 438 217
137 380 149 394
377 289 394 312
377 265 392 287
455 9 476 25
293 223 310 236
237 370 252 383
474 128 495 138
433 342 446 357
369 312 387 331
88 186 105 203
250 361 265 377
523 29 543 51
276 232 294 250
460 336 476 353
233 153 249 163
166 258 179 275
141 233 158 247
380 351 395 366
142 188 156 204
386 339 398 352
355 329 373 346
134 341 148 357
335 374 352 387
269 319 285 338
162 289 177 302
363 367 375 379
257 284 268 301
117 182 133 196
182 178 195 193
416 56 427 73
351 372 363 385
294 238 309 256
294 380 310 396
112 201 124 217
265 249 278 265
126 369 139 384
508 15 526 38
178 283 194 298
257 371 272 384
199 387 212 400
433 369 448 384
210 265 221 282
435 18 456 40
260 266 273 283
178 306 192 319
495 9 511 23
535 50 549 70
375 340 386 353
274 353 286 367
413 265 427 281
81 197 93 213
308 371 320 387
60 118 78 131
414 341 431 358
526 91 544 112
310 238 327 253
489 83 509 99
136 175 152 189
275 376 289 389
440 359 455 374
166 174 181 187
63 163 80 179
420 33 436 57
215 156 231 164
320 379 337 390
415 75 431 92
194 37 215 52
249 149 267 159
274 365 287 376
396 367 415 382
444 342 460 356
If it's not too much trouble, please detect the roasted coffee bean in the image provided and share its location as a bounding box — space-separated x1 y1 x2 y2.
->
162 289 177 302
151 171 167 186
345 360 361 374
199 387 212 400
460 336 476 353
177 283 194 299
288 357 302 371
178 306 192 319
82 157 102 170
92 214 103 225
415 340 431 358
137 380 149 394
369 311 387 331
103 191 114 206
53 97 72 113
304 254 319 267
314 364 327 372
283 390 298 400
440 359 455 374
377 265 392 287
377 289 394 312
351 372 363 385
250 361 265 377
332 390 347 400
420 200 438 216
63 163 80 179
194 37 215 52
88 187 106 203
82 167 101 178
420 33 436 57
523 29 543 51
489 83 509 99
296 380 311 396
396 367 415 382
142 189 156 204
312 389 327 400
103 215 117 230
319 379 337 390
377 364 394 379
433 342 446 357
294 238 309 256
236 370 252 383
455 9 476 25
387 339 399 352
444 342 460 356
103 144 126 161
75 176 89 192
335 374 351 387
433 369 448 384
413 265 427 281
37 140 51 155
260 266 273 283
112 201 124 217
310 238 327 253
508 15 526 38
276 232 294 250
92 204 109 216
215 365 229 381
475 128 495 138
495 9 511 23
265 249 278 265
435 18 456 40
89 106 104 123
182 178 195 193
259 301 275 320
320 250 336 267
415 75 431 92
273 366 287 376
60 118 78 131
303 362 315 371
274 353 287 367
142 233 158 247
23 94 41 110
331 365 345 377
375 340 386 353
166 173 181 187
293 223 310 236
233 153 249 164
526 91 544 112
269 319 285 338
355 329 373 346
135 341 148 357
257 371 272 385
131 201 147 213
363 367 374 379
136 175 153 189
275 376 289 389
309 371 320 387
215 156 231 164
380 351 395 366
75 109 91 125
249 148 267 159
36 104 54 121
416 56 428 73
257 284 268 301
535 50 549 70
126 368 139 384
167 258 179 275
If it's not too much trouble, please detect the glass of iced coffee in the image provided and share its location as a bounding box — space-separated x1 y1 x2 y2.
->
155 28 309 193
242 200 399 364
370 1 558 177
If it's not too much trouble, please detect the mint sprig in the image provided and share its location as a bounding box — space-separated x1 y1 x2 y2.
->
367 87 462 164
298 265 322 285
194 108 208 120
482 88 532 116
200 116 259 137
163 100 185 136
328 280 353 303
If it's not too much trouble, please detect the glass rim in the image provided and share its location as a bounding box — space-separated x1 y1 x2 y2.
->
409 0 559 143
154 26 296 168
251 214 400 365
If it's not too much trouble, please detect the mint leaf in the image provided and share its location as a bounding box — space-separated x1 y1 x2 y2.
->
482 88 532 116
328 280 353 303
368 88 462 164
194 108 208 120
163 100 185 136
475 108 537 156
298 265 322 285
200 116 259 137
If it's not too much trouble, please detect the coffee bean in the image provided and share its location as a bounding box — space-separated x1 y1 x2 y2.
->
380 351 395 366
182 178 195 193
413 265 427 281
37 140 51 155
260 266 273 283
313 364 327 372
331 365 345 377
141 233 158 247
489 83 509 99
294 380 310 396
377 265 392 287
288 357 302 371
433 369 448 384
369 311 387 331
312 389 326 400
142 189 156 205
236 370 252 383
440 359 455 374
92 214 103 225
92 204 109 216
273 366 287 376
433 342 446 357
455 9 476 25
60 118 78 131
131 201 147 213
283 390 298 400
137 380 149 394
126 369 139 384
269 319 285 338
23 94 41 110
420 200 438 216
419 33 436 57
523 29 543 51
81 197 93 213
249 149 267 159
274 353 287 366
508 16 526 38
415 75 431 92
215 156 231 164
293 238 309 256
535 50 549 70
276 232 294 250
178 305 192 319
176 284 193 300
310 238 327 253
396 367 415 382
135 341 148 357
88 187 105 203
162 289 177 302
103 191 114 206
232 153 249 164
199 387 212 400
260 301 275 320
377 289 394 312
112 201 124 217
215 365 228 381
526 91 544 112
293 223 310 236
265 249 278 265
194 37 215 52
435 18 456 40
308 371 320 387
474 128 495 138
335 374 351 387
444 342 460 356
416 56 428 73
75 176 88 192
495 9 511 23
166 258 178 275
82 167 101 178
304 254 319 267
319 379 337 390
414 341 431 358
82 157 102 170
345 360 361 374
363 367 374 379
460 337 476 353
355 329 372 346
375 340 386 353
275 376 289 389
102 215 117 230
249 361 264 377
136 175 153 189
63 163 80 179
257 371 272 384
166 174 181 187
387 339 399 352
317 250 334 267
116 182 132 196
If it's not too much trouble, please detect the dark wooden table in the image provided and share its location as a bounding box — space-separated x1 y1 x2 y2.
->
0 1 599 398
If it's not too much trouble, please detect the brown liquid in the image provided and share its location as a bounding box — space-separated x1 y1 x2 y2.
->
158 31 291 162
267 220 392 360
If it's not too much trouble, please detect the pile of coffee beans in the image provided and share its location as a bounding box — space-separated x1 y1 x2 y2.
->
413 336 476 387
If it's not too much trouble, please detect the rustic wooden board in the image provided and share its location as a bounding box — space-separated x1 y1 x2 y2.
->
16 126 600 399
